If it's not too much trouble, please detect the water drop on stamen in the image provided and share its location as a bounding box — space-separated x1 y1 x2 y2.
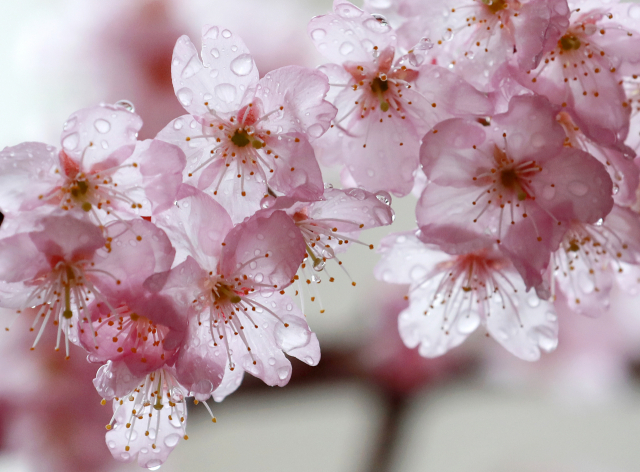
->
115 100 135 113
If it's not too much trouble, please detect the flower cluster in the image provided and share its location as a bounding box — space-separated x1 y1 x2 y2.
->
367 0 640 361
0 24 393 469
1 0 640 468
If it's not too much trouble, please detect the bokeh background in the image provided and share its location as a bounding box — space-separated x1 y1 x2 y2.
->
2 0 640 471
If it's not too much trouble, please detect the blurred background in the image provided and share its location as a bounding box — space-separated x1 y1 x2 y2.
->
2 0 640 471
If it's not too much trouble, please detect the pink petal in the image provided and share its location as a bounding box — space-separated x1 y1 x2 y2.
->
137 139 186 215
307 187 394 231
262 133 324 201
212 363 245 402
29 215 105 265
93 361 144 401
0 232 49 283
308 1 397 65
220 210 306 290
531 147 614 224
254 65 337 138
171 26 258 116
174 320 227 397
153 185 233 269
60 103 142 167
374 231 451 285
0 142 61 213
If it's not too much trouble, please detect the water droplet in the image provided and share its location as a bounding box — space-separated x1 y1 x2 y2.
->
311 28 326 40
177 88 194 107
629 4 640 19
268 357 276 366
164 433 181 448
339 42 354 56
62 133 79 151
612 184 619 195
94 119 111 134
108 441 116 449
324 183 333 189
457 314 480 334
308 123 324 138
277 366 291 380
147 462 162 471
443 29 454 41
568 181 588 197
121 452 131 460
527 295 540 308
115 100 135 112
222 29 232 38
336 3 362 18
367 168 375 177
215 83 237 103
182 55 204 79
210 48 220 59
375 191 392 205
173 119 184 130
364 16 390 33
415 37 434 51
275 317 311 351
204 25 219 39
410 265 427 282
594 218 604 226
230 54 254 76
63 117 77 131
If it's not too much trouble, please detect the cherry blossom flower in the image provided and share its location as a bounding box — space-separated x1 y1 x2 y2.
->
0 103 186 226
147 186 320 387
375 231 559 360
104 366 189 469
547 204 640 317
157 25 336 223
308 0 493 196
258 186 395 286
366 0 571 91
417 94 614 289
0 215 106 357
557 111 638 206
510 3 640 151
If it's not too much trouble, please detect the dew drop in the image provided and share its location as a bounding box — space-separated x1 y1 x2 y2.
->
164 433 181 448
173 119 184 130
182 55 204 79
210 48 220 59
268 357 276 366
364 16 390 33
568 181 588 196
275 317 311 350
277 367 291 380
230 54 254 76
311 28 326 40
339 42 355 56
222 29 232 38
336 3 362 18
62 133 79 151
204 25 219 39
308 123 324 138
177 88 194 107
457 314 480 334
63 117 77 131
115 99 135 113
94 119 111 134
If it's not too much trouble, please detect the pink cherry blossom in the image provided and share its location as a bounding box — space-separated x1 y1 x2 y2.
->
0 104 186 225
547 204 640 317
308 0 493 196
156 26 336 223
0 215 105 356
259 186 395 278
375 231 559 360
104 367 189 469
509 4 640 151
557 111 638 206
366 0 571 90
148 191 320 387
417 94 614 289
78 218 181 379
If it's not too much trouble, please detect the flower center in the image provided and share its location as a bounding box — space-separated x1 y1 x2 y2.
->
231 129 251 148
482 0 508 14
559 34 581 51
370 77 390 111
